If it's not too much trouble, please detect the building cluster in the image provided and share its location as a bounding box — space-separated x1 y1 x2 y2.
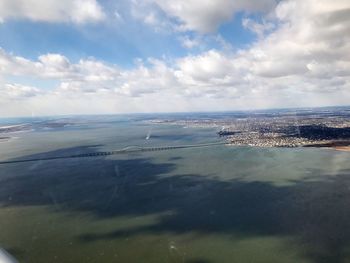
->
226 131 330 148
150 108 350 148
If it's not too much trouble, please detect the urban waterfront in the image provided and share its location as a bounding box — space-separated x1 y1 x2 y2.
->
1 113 350 263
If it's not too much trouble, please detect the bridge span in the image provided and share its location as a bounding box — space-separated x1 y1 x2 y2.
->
0 142 227 165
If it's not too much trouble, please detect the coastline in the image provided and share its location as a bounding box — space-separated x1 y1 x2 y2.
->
334 146 350 152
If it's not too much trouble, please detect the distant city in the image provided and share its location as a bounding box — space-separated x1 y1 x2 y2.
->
149 107 350 151
1 107 350 152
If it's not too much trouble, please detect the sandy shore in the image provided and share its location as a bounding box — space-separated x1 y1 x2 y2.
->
334 146 350 152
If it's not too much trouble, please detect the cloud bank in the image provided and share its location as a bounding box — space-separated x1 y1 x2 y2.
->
0 0 105 24
149 0 277 33
0 0 350 116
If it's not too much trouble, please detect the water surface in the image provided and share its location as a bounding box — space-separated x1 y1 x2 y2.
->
0 115 350 263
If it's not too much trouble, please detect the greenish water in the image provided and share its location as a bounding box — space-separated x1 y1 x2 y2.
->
0 116 350 263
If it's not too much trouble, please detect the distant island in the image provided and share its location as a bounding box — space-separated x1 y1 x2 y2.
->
0 120 75 143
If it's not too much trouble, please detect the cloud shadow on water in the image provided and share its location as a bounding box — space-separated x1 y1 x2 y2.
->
1 146 350 263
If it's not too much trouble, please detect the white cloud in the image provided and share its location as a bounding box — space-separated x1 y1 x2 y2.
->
130 1 174 32
0 0 105 24
142 0 277 33
242 18 275 38
179 36 201 49
114 10 123 22
0 50 120 82
245 0 350 82
1 83 41 99
176 50 236 83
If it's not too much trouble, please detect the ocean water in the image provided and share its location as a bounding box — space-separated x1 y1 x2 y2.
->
0 115 350 263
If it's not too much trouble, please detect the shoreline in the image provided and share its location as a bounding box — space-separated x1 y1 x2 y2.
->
333 146 350 152
226 141 350 152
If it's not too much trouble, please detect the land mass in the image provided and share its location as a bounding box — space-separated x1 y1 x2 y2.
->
149 107 350 151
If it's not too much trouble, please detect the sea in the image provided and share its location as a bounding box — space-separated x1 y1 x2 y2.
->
0 114 350 263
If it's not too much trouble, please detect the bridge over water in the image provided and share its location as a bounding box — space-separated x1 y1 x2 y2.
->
0 142 227 165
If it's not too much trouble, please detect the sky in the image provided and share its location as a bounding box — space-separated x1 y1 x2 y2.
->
0 0 349 117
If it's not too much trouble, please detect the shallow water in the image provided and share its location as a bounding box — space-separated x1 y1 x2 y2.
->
0 115 350 263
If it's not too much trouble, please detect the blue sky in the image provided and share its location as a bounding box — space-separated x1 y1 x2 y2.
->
0 0 349 117
0 6 255 65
